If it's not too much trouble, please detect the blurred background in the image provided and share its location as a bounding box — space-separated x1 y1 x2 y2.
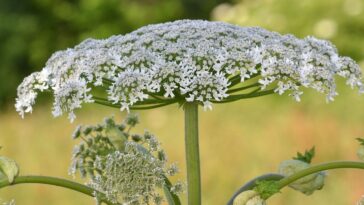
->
0 0 364 204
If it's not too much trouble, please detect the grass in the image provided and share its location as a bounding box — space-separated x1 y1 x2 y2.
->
0 86 364 205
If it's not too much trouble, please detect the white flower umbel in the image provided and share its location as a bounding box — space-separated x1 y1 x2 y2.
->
69 116 183 205
90 143 166 205
15 20 364 121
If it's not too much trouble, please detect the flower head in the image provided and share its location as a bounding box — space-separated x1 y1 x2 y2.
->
91 145 166 204
15 20 363 121
69 115 182 205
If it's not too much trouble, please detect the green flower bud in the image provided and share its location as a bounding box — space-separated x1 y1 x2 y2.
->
69 115 182 204
158 150 167 161
357 145 364 160
83 126 93 135
104 123 127 151
144 131 152 140
167 163 179 176
0 156 19 183
72 125 82 139
79 144 85 152
79 166 87 178
131 134 142 142
117 124 126 131
171 181 185 194
153 194 163 205
95 124 103 132
278 160 325 195
94 135 101 143
104 117 115 128
233 190 266 205
125 113 139 127
87 138 93 146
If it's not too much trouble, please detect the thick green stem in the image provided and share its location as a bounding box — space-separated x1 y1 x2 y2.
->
0 175 117 205
184 103 201 205
276 161 364 190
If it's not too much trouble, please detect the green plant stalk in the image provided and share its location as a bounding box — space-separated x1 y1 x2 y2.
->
0 175 117 205
268 161 364 199
184 102 201 205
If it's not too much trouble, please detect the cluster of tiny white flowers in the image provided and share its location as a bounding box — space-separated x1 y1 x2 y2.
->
89 141 181 205
15 20 363 121
69 116 183 205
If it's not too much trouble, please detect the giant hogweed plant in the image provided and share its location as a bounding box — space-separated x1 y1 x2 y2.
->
1 20 364 204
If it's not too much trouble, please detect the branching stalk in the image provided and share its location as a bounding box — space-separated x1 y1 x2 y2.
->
227 83 260 94
213 89 275 103
0 175 117 205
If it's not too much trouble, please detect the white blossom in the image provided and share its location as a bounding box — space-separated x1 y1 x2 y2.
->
15 20 363 120
90 146 165 204
69 116 183 205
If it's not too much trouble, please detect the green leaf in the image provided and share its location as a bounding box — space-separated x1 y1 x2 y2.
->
356 138 364 146
254 180 280 199
0 156 19 183
293 147 315 164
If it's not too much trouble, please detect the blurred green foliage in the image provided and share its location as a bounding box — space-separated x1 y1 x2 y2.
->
0 0 229 108
212 0 364 62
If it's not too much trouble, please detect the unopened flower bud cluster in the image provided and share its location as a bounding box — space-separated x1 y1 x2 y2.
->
69 115 183 205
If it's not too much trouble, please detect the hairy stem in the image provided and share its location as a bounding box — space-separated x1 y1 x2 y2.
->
184 103 201 205
0 175 117 205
